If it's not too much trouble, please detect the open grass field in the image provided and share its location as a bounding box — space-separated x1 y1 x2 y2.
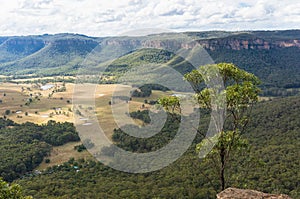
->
0 82 73 124
0 81 169 125
36 141 94 170
0 77 277 173
94 84 171 138
0 79 171 168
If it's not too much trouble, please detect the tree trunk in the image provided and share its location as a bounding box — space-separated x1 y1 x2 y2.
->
220 146 226 191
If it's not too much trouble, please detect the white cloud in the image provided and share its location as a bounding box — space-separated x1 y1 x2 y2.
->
0 0 298 36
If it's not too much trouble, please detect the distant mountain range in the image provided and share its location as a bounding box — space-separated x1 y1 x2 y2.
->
0 30 299 96
0 34 100 75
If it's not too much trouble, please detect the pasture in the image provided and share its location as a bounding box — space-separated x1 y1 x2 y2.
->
0 79 171 167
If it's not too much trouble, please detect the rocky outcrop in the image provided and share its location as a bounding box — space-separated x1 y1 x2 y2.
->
198 38 300 51
103 38 190 51
217 188 292 199
1 37 45 53
45 38 98 46
102 36 300 52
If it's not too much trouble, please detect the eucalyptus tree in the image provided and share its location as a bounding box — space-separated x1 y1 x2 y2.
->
159 63 260 191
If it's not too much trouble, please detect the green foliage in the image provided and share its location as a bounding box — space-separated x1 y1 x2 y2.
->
131 85 152 97
131 84 169 98
229 96 300 197
158 96 180 113
74 144 86 152
183 63 260 190
108 112 180 153
105 48 174 75
4 109 10 115
0 178 32 199
208 47 300 96
197 131 249 154
0 119 79 182
129 110 151 124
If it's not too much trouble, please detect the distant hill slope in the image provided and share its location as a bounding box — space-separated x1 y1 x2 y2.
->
0 37 45 63
0 30 299 96
0 34 99 75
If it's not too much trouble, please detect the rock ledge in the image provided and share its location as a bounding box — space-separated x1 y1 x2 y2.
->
217 187 292 199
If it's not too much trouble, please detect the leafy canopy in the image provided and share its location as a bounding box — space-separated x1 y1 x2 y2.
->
0 178 32 199
185 63 260 190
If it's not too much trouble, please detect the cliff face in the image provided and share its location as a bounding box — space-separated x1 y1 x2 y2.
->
217 188 292 199
1 37 45 54
198 38 300 51
0 34 99 56
0 30 299 75
102 34 300 51
45 38 98 46
103 38 187 51
1 31 299 59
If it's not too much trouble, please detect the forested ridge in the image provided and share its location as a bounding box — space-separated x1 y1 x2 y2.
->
14 96 300 199
208 47 300 96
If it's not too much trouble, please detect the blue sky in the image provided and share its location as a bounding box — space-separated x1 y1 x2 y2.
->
0 0 299 36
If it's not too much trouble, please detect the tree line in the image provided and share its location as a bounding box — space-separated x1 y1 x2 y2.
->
0 118 79 182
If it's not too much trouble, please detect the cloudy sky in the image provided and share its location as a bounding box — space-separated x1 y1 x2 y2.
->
0 0 299 36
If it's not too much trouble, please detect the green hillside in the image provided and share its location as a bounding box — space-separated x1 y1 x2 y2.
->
0 34 99 75
15 96 300 199
104 48 194 77
0 37 45 63
208 47 300 96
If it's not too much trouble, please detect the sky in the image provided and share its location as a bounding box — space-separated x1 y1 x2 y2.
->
0 0 299 37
